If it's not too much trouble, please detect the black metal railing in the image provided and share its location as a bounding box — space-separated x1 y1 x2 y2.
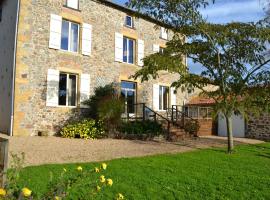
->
122 103 171 138
170 105 198 129
122 103 199 139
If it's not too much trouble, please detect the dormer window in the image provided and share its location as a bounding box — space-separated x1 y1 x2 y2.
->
125 16 133 28
66 0 79 10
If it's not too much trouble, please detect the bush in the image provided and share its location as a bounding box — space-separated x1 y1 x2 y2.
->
60 119 106 139
84 84 119 119
98 98 125 132
184 120 200 136
119 120 163 140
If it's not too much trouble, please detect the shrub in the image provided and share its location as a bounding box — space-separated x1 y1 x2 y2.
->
98 98 125 132
119 120 163 139
184 120 200 136
60 119 106 139
84 84 120 119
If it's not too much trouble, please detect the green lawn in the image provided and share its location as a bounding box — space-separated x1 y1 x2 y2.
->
18 143 270 200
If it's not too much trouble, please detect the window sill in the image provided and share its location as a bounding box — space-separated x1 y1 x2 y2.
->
63 5 81 12
124 25 136 30
159 37 169 41
57 105 77 108
58 49 81 56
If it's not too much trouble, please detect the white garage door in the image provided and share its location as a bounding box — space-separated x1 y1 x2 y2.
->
218 113 246 138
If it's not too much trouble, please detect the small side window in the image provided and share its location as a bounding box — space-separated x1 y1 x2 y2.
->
125 16 133 28
66 0 79 10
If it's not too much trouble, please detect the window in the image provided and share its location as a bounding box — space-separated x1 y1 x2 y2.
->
159 47 165 54
125 16 133 28
160 27 168 40
66 0 79 10
59 73 78 106
121 81 137 114
159 86 169 110
61 20 79 52
123 37 135 64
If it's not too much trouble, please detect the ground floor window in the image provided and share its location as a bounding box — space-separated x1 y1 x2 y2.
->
159 85 169 111
121 81 137 113
59 73 78 106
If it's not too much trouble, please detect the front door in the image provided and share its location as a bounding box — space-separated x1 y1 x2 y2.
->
121 81 137 114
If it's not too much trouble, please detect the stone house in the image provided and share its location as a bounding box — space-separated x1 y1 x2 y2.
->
0 0 189 136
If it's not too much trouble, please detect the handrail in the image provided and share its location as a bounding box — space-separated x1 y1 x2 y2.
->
145 106 170 123
171 105 197 122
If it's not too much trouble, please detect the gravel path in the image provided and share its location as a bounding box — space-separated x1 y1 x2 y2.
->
8 136 264 167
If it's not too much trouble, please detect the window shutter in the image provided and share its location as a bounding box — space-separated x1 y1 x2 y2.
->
82 23 92 56
153 84 159 111
153 44 160 53
138 39 144 66
161 27 168 40
115 32 123 62
67 0 79 9
171 87 177 106
46 69 59 107
80 74 90 108
49 14 62 49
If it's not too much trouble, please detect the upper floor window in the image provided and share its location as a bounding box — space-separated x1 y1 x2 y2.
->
59 72 78 106
160 27 168 40
125 16 133 28
159 85 169 110
66 0 79 10
123 37 135 64
61 20 79 53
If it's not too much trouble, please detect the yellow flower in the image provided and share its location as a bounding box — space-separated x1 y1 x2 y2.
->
63 168 67 172
106 178 113 186
100 175 106 183
101 163 107 170
96 185 101 192
22 187 32 197
77 166 83 172
0 188 6 196
116 193 124 200
94 167 100 173
55 196 61 200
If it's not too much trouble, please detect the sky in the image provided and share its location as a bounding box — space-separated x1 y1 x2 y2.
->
114 0 266 23
114 0 267 73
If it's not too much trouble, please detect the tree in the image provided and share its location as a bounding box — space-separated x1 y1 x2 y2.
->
128 1 270 153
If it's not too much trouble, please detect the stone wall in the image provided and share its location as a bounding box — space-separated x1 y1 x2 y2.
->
247 113 270 140
0 0 19 135
13 0 187 136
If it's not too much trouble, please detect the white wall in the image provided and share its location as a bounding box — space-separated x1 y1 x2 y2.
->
0 0 18 135
218 113 246 138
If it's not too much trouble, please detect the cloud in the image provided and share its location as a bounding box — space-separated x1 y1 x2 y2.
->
200 0 265 23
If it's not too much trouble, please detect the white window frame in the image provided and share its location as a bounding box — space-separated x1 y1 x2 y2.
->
58 72 78 107
159 85 169 111
61 20 80 53
125 15 133 28
66 0 79 10
123 37 135 64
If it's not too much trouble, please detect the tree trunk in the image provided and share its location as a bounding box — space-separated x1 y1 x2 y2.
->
225 115 234 153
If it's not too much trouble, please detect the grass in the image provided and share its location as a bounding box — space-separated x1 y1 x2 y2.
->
18 143 270 200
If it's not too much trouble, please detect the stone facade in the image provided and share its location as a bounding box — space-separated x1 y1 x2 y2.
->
247 113 270 141
12 0 187 136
